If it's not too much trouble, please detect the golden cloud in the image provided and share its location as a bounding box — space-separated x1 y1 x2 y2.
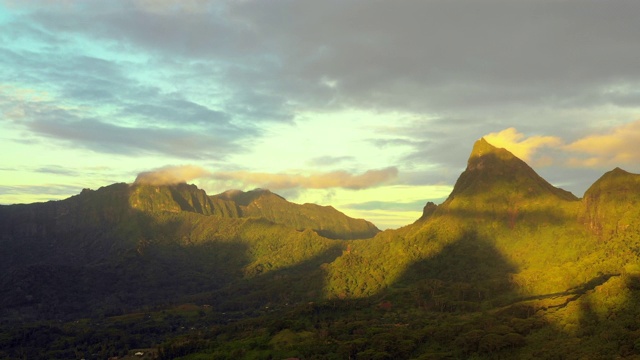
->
564 120 640 167
213 167 399 190
484 127 562 162
134 165 211 185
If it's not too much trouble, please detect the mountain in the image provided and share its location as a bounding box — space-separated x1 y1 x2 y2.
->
581 167 640 239
214 188 380 239
449 137 578 201
128 183 378 240
417 137 578 223
2 138 640 360
0 182 371 321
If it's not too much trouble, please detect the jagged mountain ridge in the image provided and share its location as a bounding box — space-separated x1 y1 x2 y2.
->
129 182 242 218
213 188 380 240
2 138 640 360
128 183 378 239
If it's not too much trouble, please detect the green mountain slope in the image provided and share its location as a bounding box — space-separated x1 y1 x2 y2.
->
0 183 344 320
2 138 640 360
582 167 640 240
319 138 595 301
214 189 380 239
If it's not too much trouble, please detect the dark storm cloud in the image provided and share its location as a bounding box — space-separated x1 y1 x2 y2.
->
11 0 640 118
227 0 640 112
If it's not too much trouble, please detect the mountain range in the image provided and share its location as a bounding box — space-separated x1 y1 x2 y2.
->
1 138 640 359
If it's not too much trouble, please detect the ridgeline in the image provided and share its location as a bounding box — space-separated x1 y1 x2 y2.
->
1 138 640 359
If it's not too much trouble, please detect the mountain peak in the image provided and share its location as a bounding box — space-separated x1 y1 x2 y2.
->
585 167 638 196
469 137 497 158
466 137 519 172
447 138 577 204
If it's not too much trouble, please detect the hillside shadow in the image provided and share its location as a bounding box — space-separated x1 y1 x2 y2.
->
434 204 577 229
203 244 344 313
0 209 258 321
392 230 518 311
236 218 640 359
5 181 640 359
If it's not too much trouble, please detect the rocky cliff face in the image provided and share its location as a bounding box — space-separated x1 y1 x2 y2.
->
129 182 241 217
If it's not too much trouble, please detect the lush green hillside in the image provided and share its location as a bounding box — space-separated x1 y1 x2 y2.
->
581 167 640 241
2 138 640 359
214 188 380 239
0 183 343 322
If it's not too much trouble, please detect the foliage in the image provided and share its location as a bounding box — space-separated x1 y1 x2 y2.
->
2 139 640 359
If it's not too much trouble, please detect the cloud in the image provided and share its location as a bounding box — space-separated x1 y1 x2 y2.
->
0 87 251 159
132 0 213 14
35 166 79 176
0 184 81 197
213 167 398 190
122 99 231 127
483 128 562 162
307 155 355 167
344 200 432 212
134 165 211 185
564 120 640 167
11 0 640 119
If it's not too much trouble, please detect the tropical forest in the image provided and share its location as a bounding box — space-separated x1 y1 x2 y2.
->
2 138 640 359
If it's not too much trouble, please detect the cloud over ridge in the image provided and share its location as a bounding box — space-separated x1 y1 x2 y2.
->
213 167 398 190
134 165 211 185
484 128 562 162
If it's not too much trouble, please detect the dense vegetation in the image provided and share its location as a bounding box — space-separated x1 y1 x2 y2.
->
1 138 640 359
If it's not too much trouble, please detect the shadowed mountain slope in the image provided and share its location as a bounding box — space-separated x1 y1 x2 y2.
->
2 138 640 360
0 183 344 320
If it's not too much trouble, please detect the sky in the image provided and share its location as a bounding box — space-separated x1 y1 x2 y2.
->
1 0 640 229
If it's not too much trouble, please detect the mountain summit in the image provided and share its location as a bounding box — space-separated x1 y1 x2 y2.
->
419 138 579 227
449 138 577 202
582 167 640 238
